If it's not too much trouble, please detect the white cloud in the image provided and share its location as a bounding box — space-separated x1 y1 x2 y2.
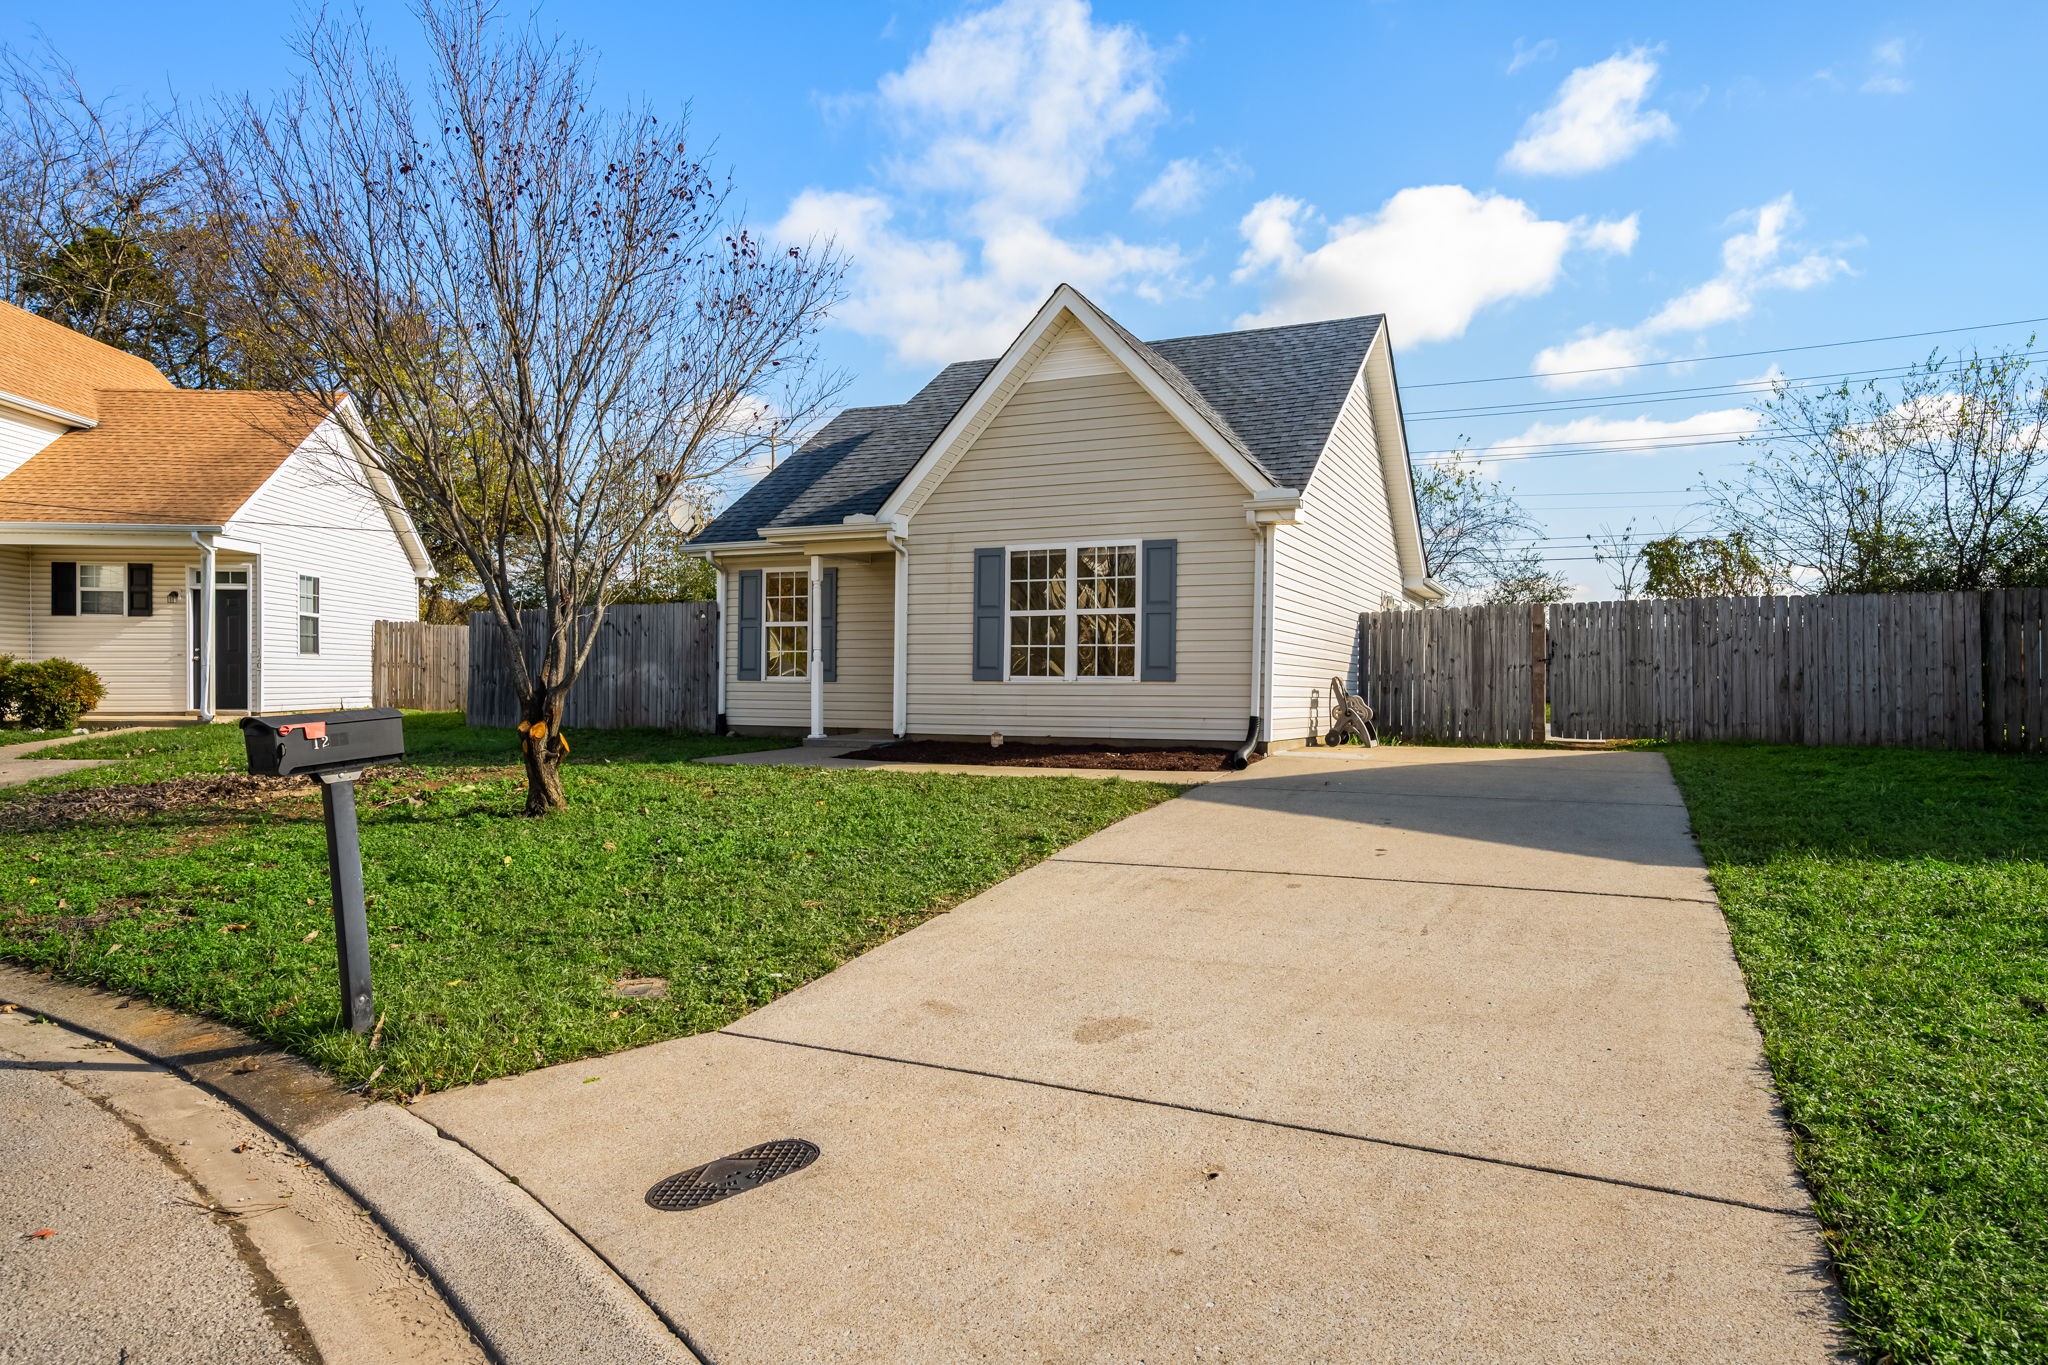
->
779 0 1188 365
1862 38 1911 94
1231 185 1637 340
1502 47 1676 176
1531 195 1852 387
1487 407 1761 462
1133 153 1240 217
1507 37 1558 75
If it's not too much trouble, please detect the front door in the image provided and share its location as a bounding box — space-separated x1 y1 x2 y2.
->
190 576 252 711
215 589 249 710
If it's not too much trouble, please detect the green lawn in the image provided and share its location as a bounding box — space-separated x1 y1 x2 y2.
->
1665 744 2048 1365
0 713 1177 1099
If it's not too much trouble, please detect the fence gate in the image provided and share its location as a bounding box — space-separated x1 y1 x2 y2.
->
466 601 718 732
372 621 470 711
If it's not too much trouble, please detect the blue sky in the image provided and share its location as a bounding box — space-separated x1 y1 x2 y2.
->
13 1 2047 590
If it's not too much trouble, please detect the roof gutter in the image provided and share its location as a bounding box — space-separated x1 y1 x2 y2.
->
0 521 226 535
0 389 94 429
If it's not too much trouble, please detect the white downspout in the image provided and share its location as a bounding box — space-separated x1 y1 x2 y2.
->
887 531 909 737
1248 526 1266 742
710 556 727 730
191 531 216 721
1261 525 1278 744
807 552 826 740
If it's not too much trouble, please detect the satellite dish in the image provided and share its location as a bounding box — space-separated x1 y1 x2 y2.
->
667 500 706 535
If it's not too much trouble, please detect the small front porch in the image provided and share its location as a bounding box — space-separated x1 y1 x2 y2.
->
714 522 901 741
0 528 262 721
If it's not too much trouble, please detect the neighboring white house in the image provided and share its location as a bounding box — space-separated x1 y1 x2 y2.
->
0 301 434 720
687 284 1443 749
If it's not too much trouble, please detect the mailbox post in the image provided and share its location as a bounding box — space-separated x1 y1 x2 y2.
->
241 709 406 1034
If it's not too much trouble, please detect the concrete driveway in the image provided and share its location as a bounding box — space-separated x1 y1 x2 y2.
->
414 746 1847 1363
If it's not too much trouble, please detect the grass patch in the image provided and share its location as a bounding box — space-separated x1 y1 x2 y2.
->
1 713 1176 1099
1666 744 2048 1364
0 728 74 747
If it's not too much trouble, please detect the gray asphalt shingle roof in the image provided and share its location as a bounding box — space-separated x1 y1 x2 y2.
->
690 312 1382 545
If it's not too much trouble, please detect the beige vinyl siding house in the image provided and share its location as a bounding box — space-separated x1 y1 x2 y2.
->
905 351 1255 743
691 285 1441 750
0 301 433 720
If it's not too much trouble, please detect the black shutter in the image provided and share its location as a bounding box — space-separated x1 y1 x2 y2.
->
127 562 154 616
972 548 1005 681
736 570 762 681
820 567 839 682
1140 539 1178 682
50 561 76 616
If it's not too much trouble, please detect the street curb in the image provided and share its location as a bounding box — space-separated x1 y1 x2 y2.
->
0 964 704 1365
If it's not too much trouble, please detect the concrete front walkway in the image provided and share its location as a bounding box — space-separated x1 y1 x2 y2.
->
414 745 1847 1362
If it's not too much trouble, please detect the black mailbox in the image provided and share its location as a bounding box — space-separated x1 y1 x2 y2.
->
241 708 405 777
239 709 406 1033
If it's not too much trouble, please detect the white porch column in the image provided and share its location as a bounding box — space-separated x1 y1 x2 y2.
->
710 556 727 729
890 539 908 736
196 535 218 721
806 552 826 740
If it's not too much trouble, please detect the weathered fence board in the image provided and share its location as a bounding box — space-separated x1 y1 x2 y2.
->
1356 602 1540 743
466 602 718 732
1355 590 2047 752
372 621 469 712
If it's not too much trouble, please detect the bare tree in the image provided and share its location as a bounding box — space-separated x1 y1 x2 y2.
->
203 2 843 812
1414 449 1571 604
1706 342 2048 591
1587 522 1649 598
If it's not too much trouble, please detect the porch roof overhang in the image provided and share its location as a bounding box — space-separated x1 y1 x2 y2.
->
0 522 226 547
696 517 901 560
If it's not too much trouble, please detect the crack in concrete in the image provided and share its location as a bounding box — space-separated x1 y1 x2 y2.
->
716 1028 1811 1220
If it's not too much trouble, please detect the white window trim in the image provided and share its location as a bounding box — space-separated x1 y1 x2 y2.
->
75 563 128 617
762 568 811 682
1001 539 1143 683
298 575 321 655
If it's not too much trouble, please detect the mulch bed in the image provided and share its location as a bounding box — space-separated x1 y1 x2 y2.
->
0 774 312 832
850 740 1256 772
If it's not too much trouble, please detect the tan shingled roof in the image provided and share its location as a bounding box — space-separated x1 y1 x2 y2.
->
0 389 336 525
0 300 173 422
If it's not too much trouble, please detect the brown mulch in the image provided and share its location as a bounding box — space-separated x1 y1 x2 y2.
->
0 774 313 832
850 740 1256 772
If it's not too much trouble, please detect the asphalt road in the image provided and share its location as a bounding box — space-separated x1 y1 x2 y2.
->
0 1009 482 1365
1 1026 304 1364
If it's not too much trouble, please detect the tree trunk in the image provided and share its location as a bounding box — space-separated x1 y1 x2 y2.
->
518 696 570 815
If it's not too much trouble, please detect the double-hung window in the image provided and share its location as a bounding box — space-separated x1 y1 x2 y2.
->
77 564 127 615
298 576 321 654
763 569 809 679
1006 543 1138 679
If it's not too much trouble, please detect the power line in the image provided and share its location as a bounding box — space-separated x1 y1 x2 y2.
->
1416 431 1756 459
1403 348 2048 422
1403 314 2048 390
1516 487 1691 498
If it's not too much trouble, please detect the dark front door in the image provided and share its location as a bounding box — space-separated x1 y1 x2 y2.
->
192 583 252 711
215 588 250 711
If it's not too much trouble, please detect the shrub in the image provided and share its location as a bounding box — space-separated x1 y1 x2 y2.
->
0 656 107 729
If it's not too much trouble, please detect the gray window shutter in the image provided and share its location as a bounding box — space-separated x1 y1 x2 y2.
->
972 548 1005 681
127 563 154 617
50 561 76 616
1141 539 1177 681
736 570 762 681
820 567 839 682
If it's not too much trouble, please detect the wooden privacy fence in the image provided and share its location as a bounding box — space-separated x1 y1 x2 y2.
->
372 621 469 711
466 602 718 732
1356 589 2048 752
1356 603 1546 744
